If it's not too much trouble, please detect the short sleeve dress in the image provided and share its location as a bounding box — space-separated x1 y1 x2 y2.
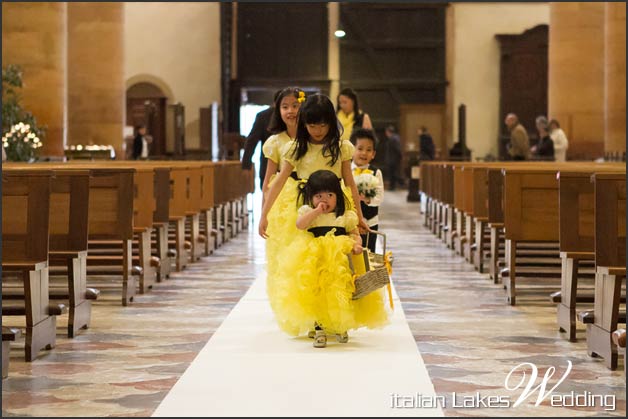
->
265 145 390 336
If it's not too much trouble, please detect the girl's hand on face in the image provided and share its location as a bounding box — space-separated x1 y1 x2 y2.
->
259 216 269 239
316 202 328 213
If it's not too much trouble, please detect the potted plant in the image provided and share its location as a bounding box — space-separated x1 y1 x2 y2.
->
2 65 46 161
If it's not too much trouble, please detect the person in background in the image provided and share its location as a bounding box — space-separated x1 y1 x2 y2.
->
241 89 282 190
384 125 402 190
336 87 373 142
531 115 555 161
350 128 384 253
418 126 435 161
549 119 569 162
261 87 303 200
504 113 529 161
132 125 152 160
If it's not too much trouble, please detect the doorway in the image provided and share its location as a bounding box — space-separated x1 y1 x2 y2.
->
126 82 167 158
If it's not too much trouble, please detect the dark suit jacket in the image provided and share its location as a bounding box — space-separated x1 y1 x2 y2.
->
132 134 143 160
419 133 435 161
241 107 274 187
536 135 555 160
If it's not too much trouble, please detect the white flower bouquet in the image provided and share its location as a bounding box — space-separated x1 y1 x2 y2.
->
2 122 43 162
355 172 379 199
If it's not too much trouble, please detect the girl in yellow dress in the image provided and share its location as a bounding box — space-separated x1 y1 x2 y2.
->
259 94 389 343
260 87 303 305
260 87 303 198
336 88 373 141
294 170 365 348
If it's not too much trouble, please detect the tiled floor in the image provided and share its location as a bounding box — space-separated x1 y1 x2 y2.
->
1 190 625 417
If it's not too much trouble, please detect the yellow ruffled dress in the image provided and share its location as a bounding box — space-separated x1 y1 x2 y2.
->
265 139 390 336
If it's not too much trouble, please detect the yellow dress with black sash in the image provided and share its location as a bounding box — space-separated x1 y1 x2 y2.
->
265 139 390 336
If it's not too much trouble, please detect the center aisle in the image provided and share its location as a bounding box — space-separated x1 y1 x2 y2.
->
153 210 442 417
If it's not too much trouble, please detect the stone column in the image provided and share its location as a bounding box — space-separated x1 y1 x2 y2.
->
67 2 125 158
328 2 340 102
548 2 605 160
604 2 626 157
2 2 66 157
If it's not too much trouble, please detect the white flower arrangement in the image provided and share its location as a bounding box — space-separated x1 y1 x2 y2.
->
355 172 379 199
2 122 42 161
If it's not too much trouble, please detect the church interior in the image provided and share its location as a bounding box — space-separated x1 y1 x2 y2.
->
1 2 626 417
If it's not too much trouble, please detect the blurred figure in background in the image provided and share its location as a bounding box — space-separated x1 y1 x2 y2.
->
549 119 569 162
384 125 402 190
418 126 435 161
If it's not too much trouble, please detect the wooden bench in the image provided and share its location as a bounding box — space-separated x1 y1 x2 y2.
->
438 163 455 246
213 162 228 247
151 165 172 280
165 164 192 271
2 169 68 361
181 162 206 262
3 165 99 338
554 169 625 342
579 173 626 369
500 163 624 304
198 161 217 256
2 327 21 378
65 162 160 294
48 165 136 305
82 167 136 305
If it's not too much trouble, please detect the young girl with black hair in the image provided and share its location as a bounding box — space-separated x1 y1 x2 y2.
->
261 87 304 198
293 170 365 347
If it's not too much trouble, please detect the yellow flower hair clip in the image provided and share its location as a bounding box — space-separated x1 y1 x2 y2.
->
297 91 306 103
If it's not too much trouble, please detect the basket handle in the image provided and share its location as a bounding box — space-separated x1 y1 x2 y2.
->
365 230 386 254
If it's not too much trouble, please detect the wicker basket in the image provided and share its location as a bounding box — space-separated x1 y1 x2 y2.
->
367 231 393 268
352 266 390 300
351 231 392 300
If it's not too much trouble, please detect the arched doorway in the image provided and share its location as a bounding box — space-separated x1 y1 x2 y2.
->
126 82 167 158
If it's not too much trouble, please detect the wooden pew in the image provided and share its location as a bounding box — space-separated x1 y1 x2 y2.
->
130 166 158 291
185 162 206 261
2 327 21 378
471 164 500 273
425 163 439 232
47 169 99 336
3 165 99 337
461 164 475 263
554 169 624 341
2 170 67 361
153 161 207 264
240 162 255 230
452 164 466 254
439 163 455 245
487 166 506 283
213 162 227 247
502 163 592 305
66 162 158 294
52 164 137 304
164 164 192 271
199 161 217 256
422 163 431 226
151 165 172 280
500 164 623 305
579 173 626 369
125 161 190 272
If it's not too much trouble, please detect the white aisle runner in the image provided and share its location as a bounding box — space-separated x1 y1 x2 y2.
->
153 276 442 417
